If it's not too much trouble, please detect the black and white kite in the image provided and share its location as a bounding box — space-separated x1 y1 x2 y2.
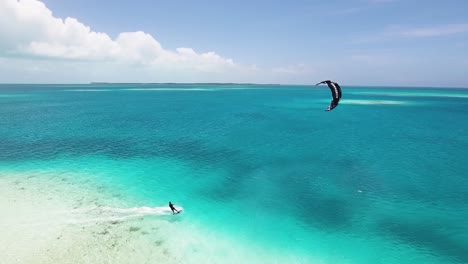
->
315 80 342 111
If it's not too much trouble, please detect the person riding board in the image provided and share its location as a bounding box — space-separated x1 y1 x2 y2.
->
169 201 180 214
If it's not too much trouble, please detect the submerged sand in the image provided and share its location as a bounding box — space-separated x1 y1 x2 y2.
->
0 171 312 264
0 171 180 264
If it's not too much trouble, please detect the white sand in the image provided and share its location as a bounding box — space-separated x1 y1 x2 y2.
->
0 171 184 264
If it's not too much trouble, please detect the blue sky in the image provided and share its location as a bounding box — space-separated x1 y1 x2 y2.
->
1 0 468 86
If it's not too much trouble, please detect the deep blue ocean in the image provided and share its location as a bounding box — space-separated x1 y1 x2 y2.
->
1 84 467 263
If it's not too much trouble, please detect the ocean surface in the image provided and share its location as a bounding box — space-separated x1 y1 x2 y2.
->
1 84 467 264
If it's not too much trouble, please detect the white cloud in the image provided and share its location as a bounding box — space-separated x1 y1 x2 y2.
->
1 0 318 83
0 0 330 84
0 0 238 74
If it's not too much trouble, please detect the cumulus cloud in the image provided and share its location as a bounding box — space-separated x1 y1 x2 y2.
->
0 0 320 84
0 0 237 73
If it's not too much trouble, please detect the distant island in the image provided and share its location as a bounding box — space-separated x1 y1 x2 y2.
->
90 82 281 86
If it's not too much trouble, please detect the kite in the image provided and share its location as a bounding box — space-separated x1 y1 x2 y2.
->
315 80 342 111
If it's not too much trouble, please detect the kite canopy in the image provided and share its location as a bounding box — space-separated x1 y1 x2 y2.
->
315 80 342 111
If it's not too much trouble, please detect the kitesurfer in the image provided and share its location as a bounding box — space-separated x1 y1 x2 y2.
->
169 201 180 214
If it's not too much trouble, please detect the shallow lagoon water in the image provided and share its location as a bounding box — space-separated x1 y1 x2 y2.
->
1 84 467 263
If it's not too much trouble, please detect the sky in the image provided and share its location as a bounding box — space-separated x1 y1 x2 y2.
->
1 0 467 86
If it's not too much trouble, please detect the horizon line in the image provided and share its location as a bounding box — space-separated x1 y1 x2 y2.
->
0 82 467 89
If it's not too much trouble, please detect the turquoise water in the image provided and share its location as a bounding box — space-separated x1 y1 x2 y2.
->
1 84 468 263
